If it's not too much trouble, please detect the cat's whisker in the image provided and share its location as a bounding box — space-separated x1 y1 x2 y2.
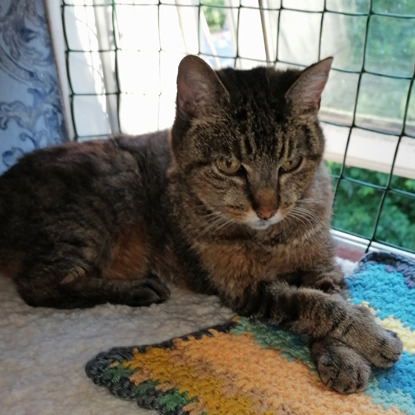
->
297 197 326 207
286 211 309 228
198 222 226 239
294 207 320 224
195 212 235 239
288 206 320 227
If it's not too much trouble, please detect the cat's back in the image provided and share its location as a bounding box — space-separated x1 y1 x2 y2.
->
0 130 169 189
0 130 170 254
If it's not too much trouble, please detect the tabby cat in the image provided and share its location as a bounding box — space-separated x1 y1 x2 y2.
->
0 55 402 393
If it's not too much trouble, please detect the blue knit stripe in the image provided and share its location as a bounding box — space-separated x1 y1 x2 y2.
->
366 376 415 414
346 263 415 326
345 254 415 414
372 352 415 400
360 252 415 289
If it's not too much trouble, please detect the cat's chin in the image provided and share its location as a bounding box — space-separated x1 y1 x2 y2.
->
249 222 272 231
244 212 284 231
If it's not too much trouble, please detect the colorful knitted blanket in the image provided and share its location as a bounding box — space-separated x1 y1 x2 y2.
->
86 252 415 414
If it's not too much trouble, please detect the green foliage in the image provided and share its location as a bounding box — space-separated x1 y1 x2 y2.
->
202 0 226 32
327 162 415 251
342 1 415 123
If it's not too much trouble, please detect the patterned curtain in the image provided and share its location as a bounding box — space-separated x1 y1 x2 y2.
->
0 0 66 174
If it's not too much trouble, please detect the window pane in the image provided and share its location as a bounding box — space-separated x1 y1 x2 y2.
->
159 5 188 53
372 0 415 15
115 5 160 51
201 0 237 62
73 95 112 136
64 6 100 51
322 14 366 71
278 10 321 65
247 0 281 6
356 74 410 134
321 71 359 125
326 0 369 14
118 52 159 94
365 15 415 78
64 0 111 4
202 4 228 39
159 53 183 97
282 0 324 11
69 52 110 95
238 8 279 61
119 94 159 134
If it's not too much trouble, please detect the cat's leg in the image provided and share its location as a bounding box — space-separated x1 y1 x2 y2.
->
16 255 170 309
15 216 170 308
310 337 371 393
304 278 372 393
60 271 170 308
233 281 402 370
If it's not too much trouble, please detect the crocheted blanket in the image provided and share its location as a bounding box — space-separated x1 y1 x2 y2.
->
86 252 415 414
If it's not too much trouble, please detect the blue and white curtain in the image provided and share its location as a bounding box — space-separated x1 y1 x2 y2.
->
0 0 66 174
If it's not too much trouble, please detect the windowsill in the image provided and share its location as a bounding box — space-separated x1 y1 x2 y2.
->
322 120 415 180
331 230 415 261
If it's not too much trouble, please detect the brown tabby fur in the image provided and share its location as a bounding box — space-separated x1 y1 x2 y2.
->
0 56 402 393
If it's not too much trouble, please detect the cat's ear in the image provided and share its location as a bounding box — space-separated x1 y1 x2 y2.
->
176 55 229 119
285 57 333 115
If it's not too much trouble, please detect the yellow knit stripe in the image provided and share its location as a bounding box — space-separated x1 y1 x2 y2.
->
378 317 415 354
361 303 415 354
124 329 404 415
126 342 254 415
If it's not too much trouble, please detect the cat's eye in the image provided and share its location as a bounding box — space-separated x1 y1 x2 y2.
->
280 157 304 174
215 156 242 175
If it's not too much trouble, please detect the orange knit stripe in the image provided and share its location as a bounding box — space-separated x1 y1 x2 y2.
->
125 330 404 415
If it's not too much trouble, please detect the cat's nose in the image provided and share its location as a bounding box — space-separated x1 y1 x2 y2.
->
256 207 277 220
254 189 277 220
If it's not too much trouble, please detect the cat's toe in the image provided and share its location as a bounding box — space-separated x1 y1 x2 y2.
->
317 354 370 394
370 328 403 368
312 338 371 394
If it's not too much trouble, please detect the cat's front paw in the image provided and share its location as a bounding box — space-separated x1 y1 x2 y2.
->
124 274 171 307
312 338 370 394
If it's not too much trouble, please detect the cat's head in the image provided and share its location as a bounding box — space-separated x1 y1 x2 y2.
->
170 55 332 231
